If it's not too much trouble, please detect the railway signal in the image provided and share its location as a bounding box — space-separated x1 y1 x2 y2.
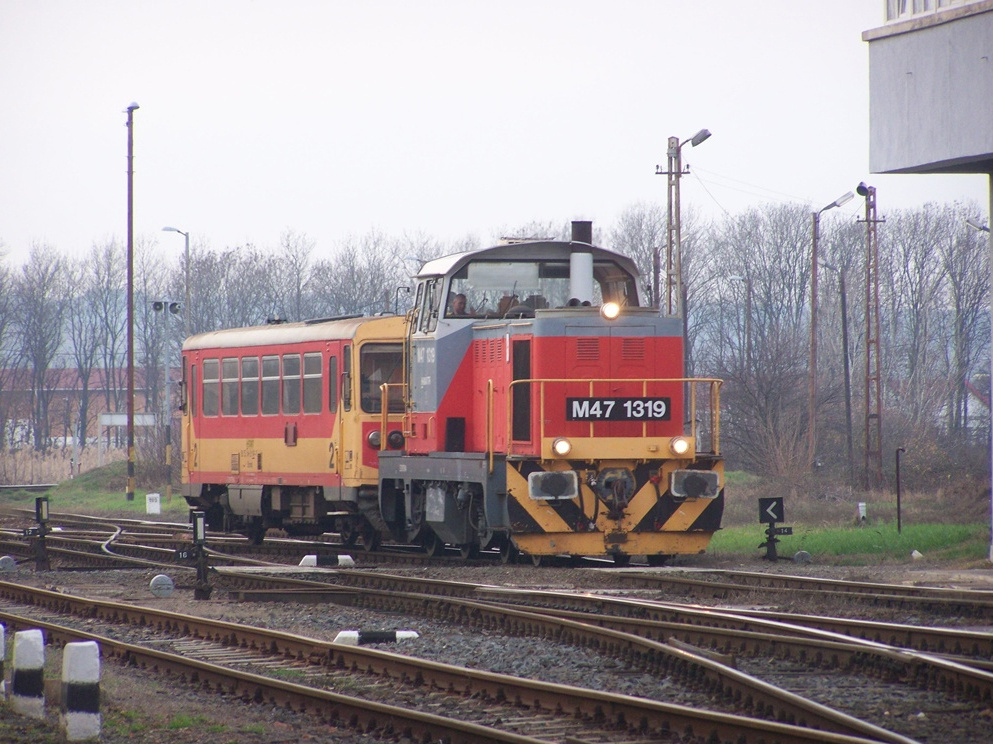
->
757 497 792 561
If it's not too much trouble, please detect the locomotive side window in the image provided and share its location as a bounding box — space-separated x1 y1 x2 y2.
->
221 358 239 416
418 278 442 333
261 355 280 415
303 352 322 414
202 359 219 416
282 354 301 415
241 357 260 415
328 355 338 413
360 343 404 413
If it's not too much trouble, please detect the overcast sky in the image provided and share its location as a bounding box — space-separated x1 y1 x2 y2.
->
1 1 988 266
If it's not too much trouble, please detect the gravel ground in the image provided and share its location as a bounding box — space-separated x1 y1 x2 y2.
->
1 556 992 742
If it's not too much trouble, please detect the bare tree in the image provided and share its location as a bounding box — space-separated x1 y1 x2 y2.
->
16 245 67 450
0 252 21 450
64 255 105 448
938 203 989 439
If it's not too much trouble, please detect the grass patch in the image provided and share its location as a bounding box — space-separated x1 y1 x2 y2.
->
166 714 223 731
710 521 989 564
0 461 188 516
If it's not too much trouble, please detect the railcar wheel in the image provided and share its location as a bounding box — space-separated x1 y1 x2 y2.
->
247 520 266 546
646 554 670 567
530 554 546 567
360 524 381 552
339 521 359 547
611 553 631 567
459 543 479 560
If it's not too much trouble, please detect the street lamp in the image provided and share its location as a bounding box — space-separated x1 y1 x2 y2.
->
809 190 854 471
966 217 990 233
655 128 711 315
152 300 180 502
162 226 191 336
125 101 139 502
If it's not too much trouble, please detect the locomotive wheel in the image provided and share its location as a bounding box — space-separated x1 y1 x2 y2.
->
611 553 631 567
646 554 670 567
499 541 518 564
530 554 546 567
422 532 445 557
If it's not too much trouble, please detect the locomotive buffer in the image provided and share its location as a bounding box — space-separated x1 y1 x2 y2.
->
758 497 792 561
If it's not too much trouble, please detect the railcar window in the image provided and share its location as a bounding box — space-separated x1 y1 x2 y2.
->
303 352 322 414
180 360 188 415
221 358 239 416
342 346 352 411
360 343 404 413
328 355 338 413
202 359 219 417
190 363 197 417
282 354 301 415
241 357 260 415
261 356 280 415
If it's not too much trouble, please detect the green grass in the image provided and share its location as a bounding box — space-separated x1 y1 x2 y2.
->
709 521 989 563
0 461 188 516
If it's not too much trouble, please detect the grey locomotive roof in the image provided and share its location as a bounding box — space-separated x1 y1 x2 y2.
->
415 240 641 280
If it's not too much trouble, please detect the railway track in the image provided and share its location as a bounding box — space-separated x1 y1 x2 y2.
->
615 568 993 617
2 512 992 740
0 579 894 744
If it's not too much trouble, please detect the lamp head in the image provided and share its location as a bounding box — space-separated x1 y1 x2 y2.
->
856 182 870 197
126 102 139 112
690 128 711 147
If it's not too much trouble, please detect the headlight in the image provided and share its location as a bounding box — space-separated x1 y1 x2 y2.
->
367 430 382 449
670 437 690 456
600 301 621 320
386 430 405 449
552 437 572 456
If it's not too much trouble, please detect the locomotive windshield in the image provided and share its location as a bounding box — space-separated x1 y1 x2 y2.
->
444 258 638 319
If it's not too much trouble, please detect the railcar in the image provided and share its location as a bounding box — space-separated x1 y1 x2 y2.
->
180 221 724 563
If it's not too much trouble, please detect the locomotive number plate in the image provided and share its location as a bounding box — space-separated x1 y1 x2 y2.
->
566 397 670 421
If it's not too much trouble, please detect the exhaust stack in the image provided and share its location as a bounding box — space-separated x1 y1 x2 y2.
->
569 220 594 304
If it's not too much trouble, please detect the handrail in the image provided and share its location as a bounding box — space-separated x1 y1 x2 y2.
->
505 377 722 455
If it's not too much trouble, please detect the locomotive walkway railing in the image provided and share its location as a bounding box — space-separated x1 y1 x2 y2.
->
377 377 722 473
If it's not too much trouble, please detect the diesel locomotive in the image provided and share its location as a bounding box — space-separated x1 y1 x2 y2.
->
179 221 724 564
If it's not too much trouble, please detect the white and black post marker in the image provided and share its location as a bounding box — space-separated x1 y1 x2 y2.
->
333 630 419 645
61 640 101 741
11 628 45 719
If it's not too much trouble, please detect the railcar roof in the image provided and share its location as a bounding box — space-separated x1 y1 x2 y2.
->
415 240 640 279
182 315 403 351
